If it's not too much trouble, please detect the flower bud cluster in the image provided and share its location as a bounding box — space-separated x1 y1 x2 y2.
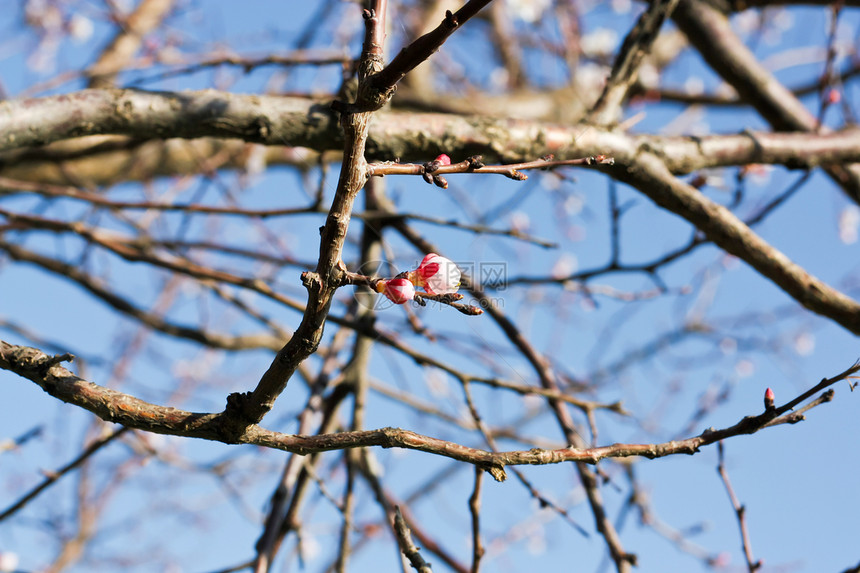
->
375 253 461 305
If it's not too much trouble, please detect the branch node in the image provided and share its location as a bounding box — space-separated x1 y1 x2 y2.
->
486 465 507 482
330 99 351 114
43 352 75 370
444 10 458 27
467 155 484 170
587 155 615 165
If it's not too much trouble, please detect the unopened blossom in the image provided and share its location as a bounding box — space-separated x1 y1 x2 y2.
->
434 153 451 166
377 278 415 304
423 154 452 187
764 387 775 410
410 253 461 295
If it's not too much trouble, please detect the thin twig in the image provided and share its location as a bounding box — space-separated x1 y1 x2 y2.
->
717 442 762 572
367 154 615 181
589 0 681 125
393 506 433 573
468 466 484 573
0 427 129 521
368 1 494 99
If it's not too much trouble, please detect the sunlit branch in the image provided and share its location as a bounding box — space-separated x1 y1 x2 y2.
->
4 341 853 482
607 153 860 335
3 91 860 172
672 0 860 204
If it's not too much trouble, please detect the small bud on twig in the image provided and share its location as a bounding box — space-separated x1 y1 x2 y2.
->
467 155 485 170
423 155 453 187
424 154 450 174
764 387 775 411
376 278 415 304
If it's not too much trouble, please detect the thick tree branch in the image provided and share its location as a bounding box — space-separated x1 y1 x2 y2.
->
672 0 860 204
225 3 395 428
0 90 338 153
3 91 860 176
0 136 319 186
3 341 855 477
607 152 860 335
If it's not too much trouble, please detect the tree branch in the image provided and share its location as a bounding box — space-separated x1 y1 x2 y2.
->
589 0 680 125
87 0 174 88
3 91 860 173
672 0 860 204
607 152 860 335
2 341 856 477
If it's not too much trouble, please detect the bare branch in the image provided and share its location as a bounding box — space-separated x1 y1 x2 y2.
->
0 427 129 522
2 340 856 478
87 0 174 88
672 0 860 204
717 443 762 572
393 506 433 573
589 0 681 125
607 153 860 335
368 1 495 100
468 467 484 573
3 91 860 173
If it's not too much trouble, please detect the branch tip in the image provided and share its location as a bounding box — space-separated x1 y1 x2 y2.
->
487 465 506 482
44 352 75 369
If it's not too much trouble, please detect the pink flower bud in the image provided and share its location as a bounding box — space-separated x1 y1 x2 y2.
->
411 253 461 295
764 387 775 410
377 278 415 304
434 153 451 166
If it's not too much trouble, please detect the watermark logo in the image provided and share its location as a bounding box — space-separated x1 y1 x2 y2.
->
476 261 507 291
455 261 507 290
